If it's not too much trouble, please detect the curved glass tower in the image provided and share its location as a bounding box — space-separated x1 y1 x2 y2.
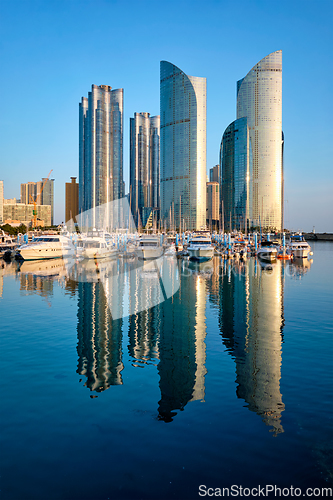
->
160 61 206 231
220 117 251 231
237 50 283 231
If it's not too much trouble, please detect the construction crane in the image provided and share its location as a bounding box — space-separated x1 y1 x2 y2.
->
29 170 53 228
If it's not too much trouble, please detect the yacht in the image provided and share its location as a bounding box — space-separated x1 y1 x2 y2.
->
187 232 214 262
76 231 118 260
137 235 163 260
257 241 278 262
289 234 312 259
17 235 72 261
0 230 17 258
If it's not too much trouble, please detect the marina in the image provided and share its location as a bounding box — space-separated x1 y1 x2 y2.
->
0 239 332 499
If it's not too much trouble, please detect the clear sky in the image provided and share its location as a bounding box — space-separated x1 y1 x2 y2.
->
0 0 332 231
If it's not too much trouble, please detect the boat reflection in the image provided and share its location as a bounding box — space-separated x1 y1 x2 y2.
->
289 257 313 279
17 259 67 301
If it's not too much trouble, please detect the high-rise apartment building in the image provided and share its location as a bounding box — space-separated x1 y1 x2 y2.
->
40 179 54 225
130 112 160 227
0 180 3 224
220 117 250 231
160 61 206 231
206 181 220 231
21 179 54 225
220 51 283 232
79 84 124 225
65 177 79 223
209 165 220 183
21 182 36 205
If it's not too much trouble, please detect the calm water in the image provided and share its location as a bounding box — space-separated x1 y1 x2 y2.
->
0 241 332 499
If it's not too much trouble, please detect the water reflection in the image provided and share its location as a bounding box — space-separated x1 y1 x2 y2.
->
218 258 285 435
77 281 124 391
2 253 314 433
156 262 207 421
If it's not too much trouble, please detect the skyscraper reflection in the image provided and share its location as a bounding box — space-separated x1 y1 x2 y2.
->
157 263 207 421
219 259 285 435
76 260 124 392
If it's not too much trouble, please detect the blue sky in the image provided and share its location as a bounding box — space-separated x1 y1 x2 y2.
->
0 0 332 231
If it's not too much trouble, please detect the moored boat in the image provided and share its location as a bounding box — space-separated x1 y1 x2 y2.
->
77 231 118 260
137 235 163 260
16 235 70 261
289 233 311 259
257 241 278 262
187 232 214 262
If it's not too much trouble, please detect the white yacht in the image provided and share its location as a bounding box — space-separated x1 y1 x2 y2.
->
257 241 278 262
77 231 118 260
187 232 214 261
137 235 163 260
17 235 71 261
289 234 312 259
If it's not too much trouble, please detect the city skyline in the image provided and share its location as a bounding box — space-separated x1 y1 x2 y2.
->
1 0 332 231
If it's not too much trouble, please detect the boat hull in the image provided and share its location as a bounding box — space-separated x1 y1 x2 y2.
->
137 247 163 260
18 246 63 261
291 248 310 258
81 248 118 260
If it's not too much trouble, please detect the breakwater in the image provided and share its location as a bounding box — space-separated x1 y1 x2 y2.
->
303 233 333 241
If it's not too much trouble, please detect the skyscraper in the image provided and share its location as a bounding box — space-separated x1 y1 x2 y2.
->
21 178 54 225
206 181 220 231
130 112 160 227
220 118 250 231
209 165 220 183
0 180 3 224
79 84 124 222
38 179 54 225
65 177 79 223
21 182 36 205
160 61 206 231
220 51 283 232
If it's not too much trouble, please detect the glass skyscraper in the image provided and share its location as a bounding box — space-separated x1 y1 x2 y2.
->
79 85 124 218
220 51 283 232
130 112 160 227
160 61 206 231
220 118 251 231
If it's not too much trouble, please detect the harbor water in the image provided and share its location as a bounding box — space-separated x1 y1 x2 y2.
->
0 241 332 499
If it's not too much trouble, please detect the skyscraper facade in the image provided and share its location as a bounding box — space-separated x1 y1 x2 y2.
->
206 181 220 231
65 177 79 223
130 112 160 227
79 84 124 220
38 179 54 225
21 182 36 205
220 51 283 232
160 61 206 231
209 165 220 183
0 180 3 223
220 118 251 231
21 179 54 225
